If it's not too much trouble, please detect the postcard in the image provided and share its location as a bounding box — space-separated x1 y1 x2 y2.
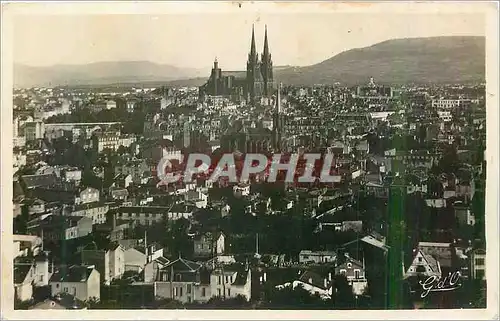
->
1 1 498 320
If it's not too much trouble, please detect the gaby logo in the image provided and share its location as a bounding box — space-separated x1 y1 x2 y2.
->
419 271 462 298
156 153 343 185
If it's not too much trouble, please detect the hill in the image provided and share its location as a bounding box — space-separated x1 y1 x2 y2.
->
275 36 485 86
14 36 485 88
14 61 207 88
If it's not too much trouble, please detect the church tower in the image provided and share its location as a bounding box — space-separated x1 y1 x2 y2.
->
246 25 264 105
260 25 274 98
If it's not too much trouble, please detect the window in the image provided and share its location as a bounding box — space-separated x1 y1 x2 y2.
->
347 263 352 268
187 284 192 294
340 269 346 275
418 257 423 263
202 287 206 297
180 287 183 297
354 270 360 279
217 288 221 297
227 288 231 297
40 275 43 282
476 258 485 266
64 287 68 293
218 276 221 285
56 283 60 288
225 276 229 283
175 274 182 282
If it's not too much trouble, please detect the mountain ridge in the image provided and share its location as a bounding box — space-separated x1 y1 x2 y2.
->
14 36 485 88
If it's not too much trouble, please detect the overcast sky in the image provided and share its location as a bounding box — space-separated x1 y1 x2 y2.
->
12 6 486 70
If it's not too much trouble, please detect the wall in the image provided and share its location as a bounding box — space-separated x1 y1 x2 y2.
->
154 282 211 304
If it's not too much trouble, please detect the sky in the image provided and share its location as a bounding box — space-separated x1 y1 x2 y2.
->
12 7 486 71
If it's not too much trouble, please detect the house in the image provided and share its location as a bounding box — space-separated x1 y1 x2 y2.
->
418 242 453 272
14 262 35 302
469 248 486 280
28 215 93 242
299 250 336 264
143 256 170 283
15 252 53 291
70 201 109 225
209 265 252 301
275 270 333 300
184 189 208 208
109 187 129 201
81 243 125 285
124 247 147 273
75 187 100 205
153 258 251 303
193 232 225 257
404 248 442 279
334 253 368 296
49 265 100 302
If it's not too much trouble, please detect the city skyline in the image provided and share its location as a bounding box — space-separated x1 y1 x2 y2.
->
13 11 485 70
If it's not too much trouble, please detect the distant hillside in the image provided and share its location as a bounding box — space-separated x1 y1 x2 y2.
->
275 36 485 86
14 36 485 88
14 61 206 88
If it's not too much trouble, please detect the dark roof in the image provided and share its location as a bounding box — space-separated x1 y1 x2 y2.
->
14 264 33 284
29 293 86 310
49 265 95 283
21 173 59 190
298 270 332 290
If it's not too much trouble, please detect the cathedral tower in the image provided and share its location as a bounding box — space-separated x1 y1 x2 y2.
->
260 25 274 98
246 25 264 105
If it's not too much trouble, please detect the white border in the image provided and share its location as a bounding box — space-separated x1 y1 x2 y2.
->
1 1 498 320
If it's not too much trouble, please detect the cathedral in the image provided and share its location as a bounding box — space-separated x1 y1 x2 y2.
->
199 25 275 105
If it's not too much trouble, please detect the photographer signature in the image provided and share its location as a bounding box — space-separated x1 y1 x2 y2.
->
419 271 462 298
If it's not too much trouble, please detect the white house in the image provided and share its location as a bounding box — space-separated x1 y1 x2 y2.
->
153 259 251 303
404 248 442 279
81 243 125 285
49 265 100 302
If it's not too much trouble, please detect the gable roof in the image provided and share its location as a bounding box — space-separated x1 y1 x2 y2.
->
49 265 95 283
164 257 201 272
14 263 33 284
298 270 332 290
21 173 59 190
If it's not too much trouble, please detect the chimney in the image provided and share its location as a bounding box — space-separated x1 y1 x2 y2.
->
328 272 332 281
324 278 328 289
263 272 267 282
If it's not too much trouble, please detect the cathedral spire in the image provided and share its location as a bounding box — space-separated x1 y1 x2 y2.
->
250 24 257 57
263 24 269 58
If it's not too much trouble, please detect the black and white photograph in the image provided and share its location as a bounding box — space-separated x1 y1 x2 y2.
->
1 1 498 319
